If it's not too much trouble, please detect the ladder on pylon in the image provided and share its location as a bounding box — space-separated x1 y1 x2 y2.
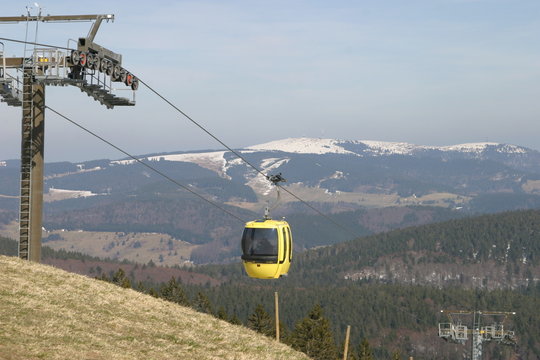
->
17 7 41 260
18 68 33 260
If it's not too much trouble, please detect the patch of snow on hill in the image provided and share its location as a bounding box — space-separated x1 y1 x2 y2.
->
360 141 420 155
45 166 104 181
439 142 500 153
45 188 101 202
317 170 347 188
223 157 244 175
496 144 528 154
247 138 356 155
246 158 290 195
260 157 290 170
330 171 345 179
49 188 97 197
113 152 229 178
110 159 135 165
355 140 528 156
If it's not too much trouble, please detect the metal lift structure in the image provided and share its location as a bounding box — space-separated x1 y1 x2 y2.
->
438 310 516 360
0 9 138 262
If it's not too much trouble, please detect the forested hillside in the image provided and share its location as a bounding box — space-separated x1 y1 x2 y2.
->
3 210 540 358
192 210 540 289
40 198 461 263
178 210 540 358
195 282 538 359
5 138 540 265
0 236 219 285
98 266 539 359
292 209 540 288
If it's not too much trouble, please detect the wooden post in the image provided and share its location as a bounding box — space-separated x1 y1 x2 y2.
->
343 325 351 360
275 291 280 342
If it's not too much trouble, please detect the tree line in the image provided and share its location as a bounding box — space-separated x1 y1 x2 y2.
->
97 268 400 359
3 208 540 358
98 267 538 359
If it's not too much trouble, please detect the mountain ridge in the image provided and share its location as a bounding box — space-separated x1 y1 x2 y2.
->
2 136 537 204
3 137 540 264
1 136 536 168
246 137 529 156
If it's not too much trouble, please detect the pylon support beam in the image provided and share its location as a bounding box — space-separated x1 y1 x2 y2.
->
18 68 45 262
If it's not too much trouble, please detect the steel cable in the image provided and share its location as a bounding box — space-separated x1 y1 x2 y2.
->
0 36 362 240
45 105 248 224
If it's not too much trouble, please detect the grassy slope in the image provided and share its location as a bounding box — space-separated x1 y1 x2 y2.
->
0 256 309 360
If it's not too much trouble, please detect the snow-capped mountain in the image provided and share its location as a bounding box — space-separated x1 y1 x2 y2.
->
246 137 528 157
106 137 538 186
110 137 536 174
3 137 540 263
2 137 540 215
245 138 358 155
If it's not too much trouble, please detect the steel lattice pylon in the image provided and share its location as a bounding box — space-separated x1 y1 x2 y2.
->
0 8 138 262
438 310 516 360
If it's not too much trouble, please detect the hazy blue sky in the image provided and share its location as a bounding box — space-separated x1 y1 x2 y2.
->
1 0 539 162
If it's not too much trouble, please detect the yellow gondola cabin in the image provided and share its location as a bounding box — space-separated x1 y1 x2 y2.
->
241 219 292 279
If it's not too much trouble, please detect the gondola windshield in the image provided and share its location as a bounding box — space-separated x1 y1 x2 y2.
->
241 227 278 260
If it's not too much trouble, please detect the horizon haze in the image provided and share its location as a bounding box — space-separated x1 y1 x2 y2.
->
1 0 539 162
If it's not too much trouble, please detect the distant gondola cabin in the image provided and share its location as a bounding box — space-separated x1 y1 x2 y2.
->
241 219 292 279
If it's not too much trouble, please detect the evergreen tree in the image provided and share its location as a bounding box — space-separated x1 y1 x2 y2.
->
159 277 190 306
193 291 214 315
289 303 338 360
135 281 147 293
228 313 242 325
358 338 373 360
111 268 131 288
216 306 229 321
96 273 109 282
148 287 159 298
247 304 274 337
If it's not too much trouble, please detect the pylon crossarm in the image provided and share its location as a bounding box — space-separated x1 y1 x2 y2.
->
0 14 112 23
